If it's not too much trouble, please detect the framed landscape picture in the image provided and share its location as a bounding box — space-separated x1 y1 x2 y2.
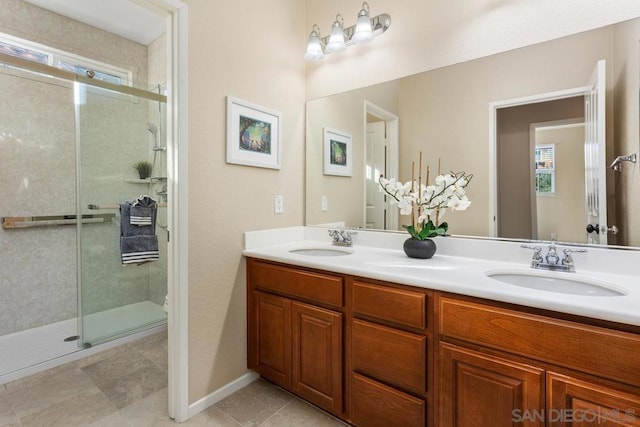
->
323 127 352 177
226 96 282 169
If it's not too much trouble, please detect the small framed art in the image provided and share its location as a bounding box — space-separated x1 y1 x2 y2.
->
323 127 352 176
226 96 282 169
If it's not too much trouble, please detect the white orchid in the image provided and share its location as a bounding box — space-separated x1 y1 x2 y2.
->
378 170 473 240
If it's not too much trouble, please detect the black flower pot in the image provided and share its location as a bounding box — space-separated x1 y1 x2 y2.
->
403 237 437 259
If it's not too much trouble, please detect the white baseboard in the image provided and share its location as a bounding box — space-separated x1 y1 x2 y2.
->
188 371 259 419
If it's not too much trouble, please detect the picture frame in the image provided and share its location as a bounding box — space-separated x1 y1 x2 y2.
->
226 96 282 169
323 127 352 177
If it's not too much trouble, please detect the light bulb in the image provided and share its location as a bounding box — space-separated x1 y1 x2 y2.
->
352 2 375 44
304 26 324 61
326 15 346 53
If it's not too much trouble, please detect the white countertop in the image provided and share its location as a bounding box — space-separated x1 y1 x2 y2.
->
243 227 640 327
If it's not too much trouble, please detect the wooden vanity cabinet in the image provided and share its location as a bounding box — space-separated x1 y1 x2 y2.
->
247 258 640 427
436 293 640 427
247 259 344 416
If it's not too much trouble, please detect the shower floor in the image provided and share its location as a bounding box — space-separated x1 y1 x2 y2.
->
0 300 166 380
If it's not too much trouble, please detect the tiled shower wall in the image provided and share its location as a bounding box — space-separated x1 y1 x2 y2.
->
0 70 77 335
0 0 166 334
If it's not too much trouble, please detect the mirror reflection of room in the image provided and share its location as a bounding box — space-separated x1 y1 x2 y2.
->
306 17 640 248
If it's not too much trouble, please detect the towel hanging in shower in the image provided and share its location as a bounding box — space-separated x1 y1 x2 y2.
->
130 195 156 226
120 196 159 265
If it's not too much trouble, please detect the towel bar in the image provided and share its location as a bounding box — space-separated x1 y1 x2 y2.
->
88 203 167 210
1 214 116 229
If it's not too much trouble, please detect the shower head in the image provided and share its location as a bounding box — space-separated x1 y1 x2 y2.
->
146 122 158 136
147 122 165 151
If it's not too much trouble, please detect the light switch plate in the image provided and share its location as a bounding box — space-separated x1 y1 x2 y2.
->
321 195 328 211
274 195 284 214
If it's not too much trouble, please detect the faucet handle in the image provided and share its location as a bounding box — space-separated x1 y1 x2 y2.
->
563 248 588 254
561 248 587 268
328 228 356 246
521 245 543 263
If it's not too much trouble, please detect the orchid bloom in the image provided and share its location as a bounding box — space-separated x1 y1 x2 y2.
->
378 171 473 240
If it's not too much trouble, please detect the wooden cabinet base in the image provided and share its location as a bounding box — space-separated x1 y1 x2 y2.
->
247 259 640 427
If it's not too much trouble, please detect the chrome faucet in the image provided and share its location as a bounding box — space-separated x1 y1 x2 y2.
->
545 242 560 265
521 243 587 272
328 229 358 247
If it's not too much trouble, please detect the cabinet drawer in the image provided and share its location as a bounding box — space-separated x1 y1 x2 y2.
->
438 296 640 387
249 260 343 308
351 373 425 427
352 319 426 395
352 280 426 329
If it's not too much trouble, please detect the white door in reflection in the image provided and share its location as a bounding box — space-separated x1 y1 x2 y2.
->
366 120 386 229
584 59 608 245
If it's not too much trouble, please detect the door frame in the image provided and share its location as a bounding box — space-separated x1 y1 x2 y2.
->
364 100 399 231
488 87 588 238
136 0 190 422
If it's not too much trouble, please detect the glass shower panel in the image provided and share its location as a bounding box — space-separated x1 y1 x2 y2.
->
0 64 80 375
76 80 167 347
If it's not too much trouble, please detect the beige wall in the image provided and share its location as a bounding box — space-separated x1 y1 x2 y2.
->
305 0 640 100
535 125 586 243
186 0 306 403
306 81 399 226
613 19 640 246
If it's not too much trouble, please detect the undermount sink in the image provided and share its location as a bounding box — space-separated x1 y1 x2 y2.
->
486 270 626 297
289 248 352 256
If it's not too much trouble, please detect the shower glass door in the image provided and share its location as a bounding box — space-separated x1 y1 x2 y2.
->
0 63 81 377
76 79 168 347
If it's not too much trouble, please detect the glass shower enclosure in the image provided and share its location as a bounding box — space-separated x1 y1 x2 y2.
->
0 53 167 377
76 79 168 347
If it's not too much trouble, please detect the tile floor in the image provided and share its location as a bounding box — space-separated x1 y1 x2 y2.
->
0 332 347 426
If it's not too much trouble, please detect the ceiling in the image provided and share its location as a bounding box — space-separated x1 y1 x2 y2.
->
22 0 166 45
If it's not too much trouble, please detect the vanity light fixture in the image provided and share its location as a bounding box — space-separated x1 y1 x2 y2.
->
304 2 391 61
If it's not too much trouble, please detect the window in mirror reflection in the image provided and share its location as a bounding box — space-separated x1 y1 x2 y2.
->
535 145 556 194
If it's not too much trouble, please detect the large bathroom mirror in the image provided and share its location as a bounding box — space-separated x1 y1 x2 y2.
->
306 17 640 248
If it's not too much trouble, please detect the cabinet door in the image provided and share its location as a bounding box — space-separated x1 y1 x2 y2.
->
292 302 343 415
547 372 640 426
248 291 291 388
439 342 544 427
